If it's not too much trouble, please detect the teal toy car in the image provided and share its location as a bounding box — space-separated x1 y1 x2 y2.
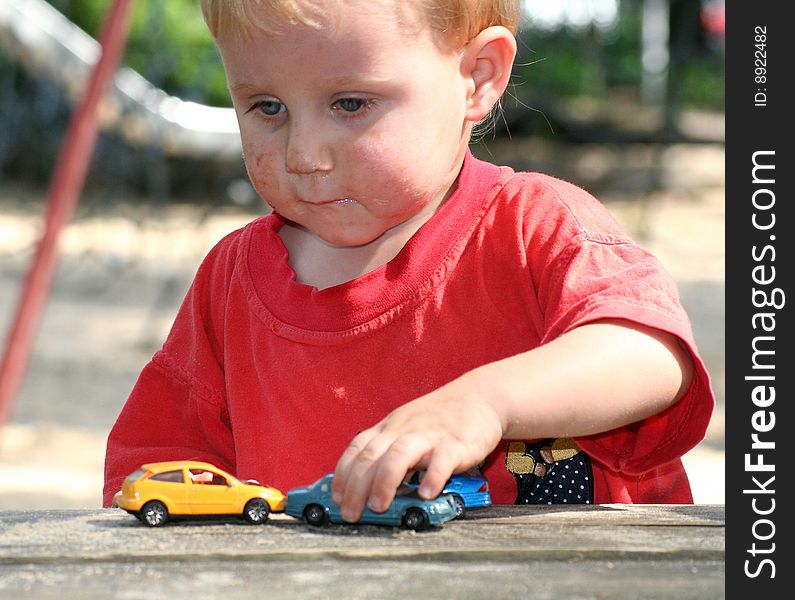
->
285 473 457 531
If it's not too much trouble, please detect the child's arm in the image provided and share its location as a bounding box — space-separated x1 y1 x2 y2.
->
331 318 693 522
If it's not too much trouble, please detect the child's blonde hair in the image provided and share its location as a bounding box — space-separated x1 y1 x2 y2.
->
200 0 520 48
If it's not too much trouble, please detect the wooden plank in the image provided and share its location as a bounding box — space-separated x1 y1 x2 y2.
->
0 506 724 562
0 507 725 599
0 557 725 600
461 503 725 526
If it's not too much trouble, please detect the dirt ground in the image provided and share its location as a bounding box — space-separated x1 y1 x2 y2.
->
0 141 725 509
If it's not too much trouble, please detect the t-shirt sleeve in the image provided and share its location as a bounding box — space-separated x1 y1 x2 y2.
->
527 177 715 475
102 353 235 507
102 231 241 507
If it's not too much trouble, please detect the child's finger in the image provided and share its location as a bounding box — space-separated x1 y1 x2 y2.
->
368 433 434 512
337 435 395 522
417 444 460 499
332 429 375 504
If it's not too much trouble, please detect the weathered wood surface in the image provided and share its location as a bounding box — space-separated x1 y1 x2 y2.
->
0 504 724 599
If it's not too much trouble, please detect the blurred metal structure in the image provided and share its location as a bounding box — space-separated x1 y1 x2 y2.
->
0 0 242 161
0 0 136 428
641 0 670 105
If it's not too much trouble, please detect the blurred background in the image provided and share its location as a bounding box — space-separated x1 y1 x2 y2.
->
0 0 724 508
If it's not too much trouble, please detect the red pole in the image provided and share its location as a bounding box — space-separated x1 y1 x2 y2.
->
0 0 136 428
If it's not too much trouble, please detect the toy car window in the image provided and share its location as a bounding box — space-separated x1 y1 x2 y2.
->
124 469 147 482
149 470 185 484
395 483 420 497
190 469 227 485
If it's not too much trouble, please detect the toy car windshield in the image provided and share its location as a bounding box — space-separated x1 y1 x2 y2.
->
395 482 422 498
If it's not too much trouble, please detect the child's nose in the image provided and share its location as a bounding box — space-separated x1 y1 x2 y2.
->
285 123 332 175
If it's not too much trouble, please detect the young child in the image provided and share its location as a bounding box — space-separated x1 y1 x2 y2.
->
103 0 714 522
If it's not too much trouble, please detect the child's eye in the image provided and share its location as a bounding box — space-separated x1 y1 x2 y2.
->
258 100 286 116
248 100 285 116
332 98 371 113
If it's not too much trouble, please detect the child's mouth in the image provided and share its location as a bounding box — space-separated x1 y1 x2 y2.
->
311 198 357 206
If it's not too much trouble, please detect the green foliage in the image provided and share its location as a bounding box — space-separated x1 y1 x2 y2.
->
125 1 227 104
515 12 638 102
515 5 723 110
46 0 230 106
677 59 724 110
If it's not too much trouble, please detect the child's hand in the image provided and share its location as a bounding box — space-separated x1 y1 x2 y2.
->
331 380 503 523
330 320 693 523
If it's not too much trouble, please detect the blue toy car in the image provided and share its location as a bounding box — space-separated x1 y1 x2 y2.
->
285 473 457 531
406 468 492 519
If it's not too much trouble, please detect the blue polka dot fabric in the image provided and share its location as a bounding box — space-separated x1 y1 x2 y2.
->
505 438 594 505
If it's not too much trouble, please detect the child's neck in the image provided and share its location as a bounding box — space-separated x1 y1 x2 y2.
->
278 216 426 290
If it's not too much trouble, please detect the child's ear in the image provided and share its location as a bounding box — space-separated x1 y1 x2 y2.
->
461 26 517 122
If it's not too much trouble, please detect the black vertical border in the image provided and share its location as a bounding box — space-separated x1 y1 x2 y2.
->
725 1 791 597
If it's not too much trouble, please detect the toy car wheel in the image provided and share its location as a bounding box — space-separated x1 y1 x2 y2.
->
303 504 327 526
402 508 429 531
243 498 270 524
450 494 466 519
140 500 169 527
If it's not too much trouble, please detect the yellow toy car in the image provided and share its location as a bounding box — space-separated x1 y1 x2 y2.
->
113 460 286 527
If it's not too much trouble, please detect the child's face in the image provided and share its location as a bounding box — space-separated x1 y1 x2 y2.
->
217 0 473 248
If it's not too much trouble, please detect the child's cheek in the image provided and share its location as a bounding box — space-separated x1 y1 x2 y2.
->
349 138 404 182
243 145 284 202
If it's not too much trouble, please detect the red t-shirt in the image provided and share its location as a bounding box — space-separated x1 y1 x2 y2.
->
103 152 714 507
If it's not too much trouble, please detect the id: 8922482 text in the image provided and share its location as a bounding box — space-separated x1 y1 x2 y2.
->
754 26 767 107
